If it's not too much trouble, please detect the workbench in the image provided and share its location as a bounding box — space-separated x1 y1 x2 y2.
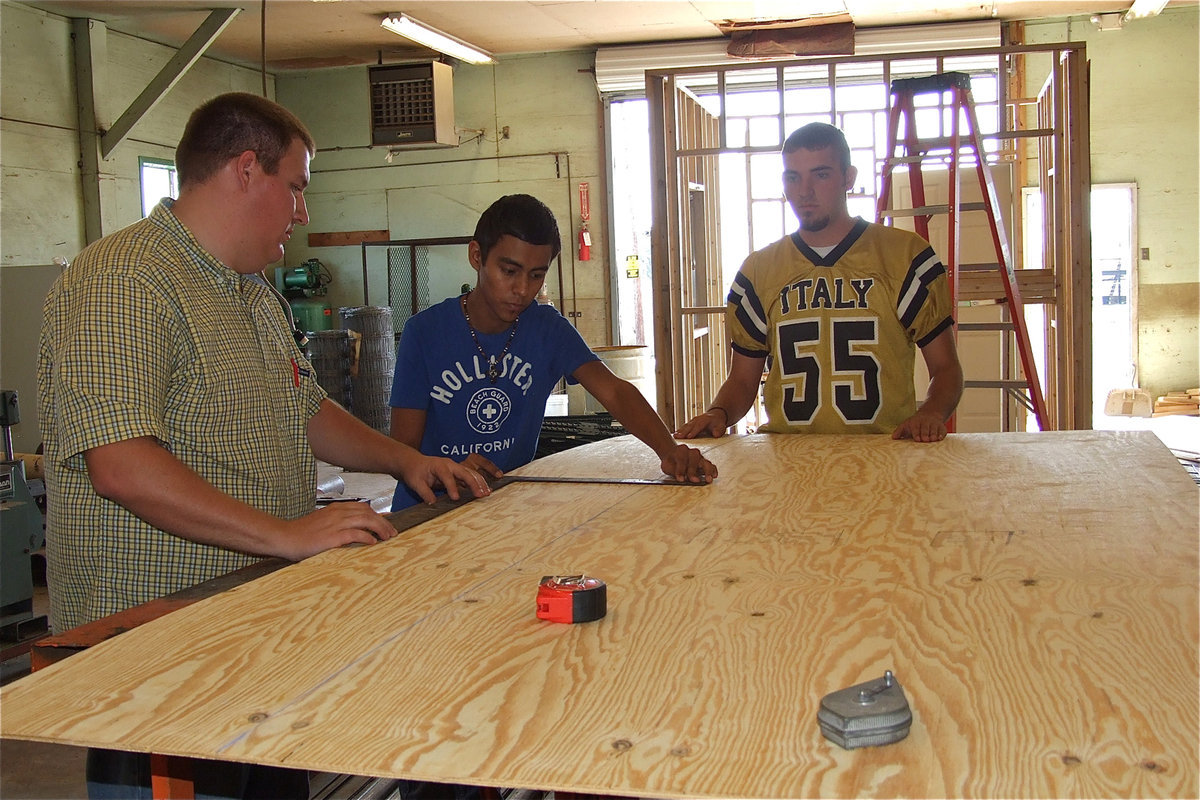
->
2 431 1197 798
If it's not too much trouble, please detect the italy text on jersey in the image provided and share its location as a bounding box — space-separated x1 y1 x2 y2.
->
779 277 873 313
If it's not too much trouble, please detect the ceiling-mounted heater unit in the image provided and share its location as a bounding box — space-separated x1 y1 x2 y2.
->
369 62 456 148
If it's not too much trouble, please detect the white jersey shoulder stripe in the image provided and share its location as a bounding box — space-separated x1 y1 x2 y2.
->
729 272 768 344
896 248 941 327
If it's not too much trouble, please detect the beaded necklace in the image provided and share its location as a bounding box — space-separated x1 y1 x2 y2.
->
461 292 519 383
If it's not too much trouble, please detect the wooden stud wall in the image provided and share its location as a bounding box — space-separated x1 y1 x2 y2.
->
647 43 1092 432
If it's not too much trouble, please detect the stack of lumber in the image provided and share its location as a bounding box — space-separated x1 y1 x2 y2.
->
1153 388 1200 417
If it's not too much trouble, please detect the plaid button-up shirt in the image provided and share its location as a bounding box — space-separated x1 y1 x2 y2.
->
37 200 326 632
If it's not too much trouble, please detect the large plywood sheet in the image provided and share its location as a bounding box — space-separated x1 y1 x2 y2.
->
2 431 1196 798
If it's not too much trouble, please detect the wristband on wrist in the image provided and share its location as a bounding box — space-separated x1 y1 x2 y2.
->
706 406 730 427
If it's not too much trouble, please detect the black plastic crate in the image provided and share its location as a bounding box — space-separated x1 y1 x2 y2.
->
536 413 627 458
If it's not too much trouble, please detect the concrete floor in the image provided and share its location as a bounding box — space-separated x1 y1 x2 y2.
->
0 737 88 799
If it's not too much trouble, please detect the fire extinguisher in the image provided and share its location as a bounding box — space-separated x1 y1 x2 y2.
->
578 182 591 261
578 226 591 261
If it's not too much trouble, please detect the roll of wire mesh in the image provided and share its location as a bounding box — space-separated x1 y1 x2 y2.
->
305 330 352 409
339 306 395 434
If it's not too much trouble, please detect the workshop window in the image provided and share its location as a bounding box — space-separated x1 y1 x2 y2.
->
606 72 999 352
139 157 178 218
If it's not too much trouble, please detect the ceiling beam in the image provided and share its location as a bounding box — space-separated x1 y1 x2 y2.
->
72 17 106 243
100 8 241 159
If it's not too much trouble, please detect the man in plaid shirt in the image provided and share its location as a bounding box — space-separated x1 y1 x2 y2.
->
38 92 490 799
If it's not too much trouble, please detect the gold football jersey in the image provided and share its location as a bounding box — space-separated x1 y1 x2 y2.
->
727 219 953 434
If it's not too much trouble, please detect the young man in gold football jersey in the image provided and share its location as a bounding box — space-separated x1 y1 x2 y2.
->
675 122 963 443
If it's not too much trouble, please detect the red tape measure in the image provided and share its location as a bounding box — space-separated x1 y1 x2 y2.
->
536 575 606 623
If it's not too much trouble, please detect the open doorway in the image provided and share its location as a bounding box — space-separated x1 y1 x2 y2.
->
1090 184 1138 423
1025 183 1136 430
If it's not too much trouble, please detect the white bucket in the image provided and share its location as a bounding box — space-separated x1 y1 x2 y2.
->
567 345 656 415
545 393 569 417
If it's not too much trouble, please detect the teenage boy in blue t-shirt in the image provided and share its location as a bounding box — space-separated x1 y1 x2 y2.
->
388 193 717 511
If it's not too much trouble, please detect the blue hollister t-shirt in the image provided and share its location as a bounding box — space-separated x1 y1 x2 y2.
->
389 296 598 510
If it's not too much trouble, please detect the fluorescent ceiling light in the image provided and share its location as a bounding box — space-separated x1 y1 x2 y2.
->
381 14 494 64
1124 0 1169 20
